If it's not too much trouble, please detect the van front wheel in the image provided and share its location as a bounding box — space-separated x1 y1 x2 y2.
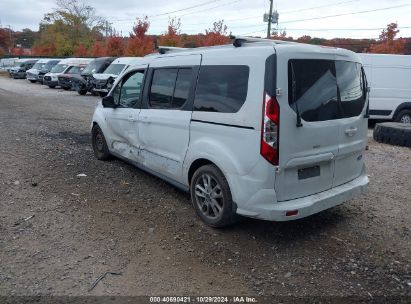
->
190 164 237 228
91 125 111 160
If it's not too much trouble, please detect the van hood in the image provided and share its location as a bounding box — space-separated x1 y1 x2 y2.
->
27 68 40 75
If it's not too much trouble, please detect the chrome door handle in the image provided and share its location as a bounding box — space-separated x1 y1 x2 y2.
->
345 127 358 137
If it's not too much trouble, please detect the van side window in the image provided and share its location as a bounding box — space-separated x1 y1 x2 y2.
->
194 65 249 113
148 68 192 109
113 70 145 108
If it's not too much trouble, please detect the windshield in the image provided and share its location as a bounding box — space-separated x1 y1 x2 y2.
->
15 61 26 67
51 64 68 73
32 62 46 70
82 61 102 74
66 66 85 74
43 61 59 71
103 64 125 75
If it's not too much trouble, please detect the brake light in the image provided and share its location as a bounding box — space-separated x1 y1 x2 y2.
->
260 93 279 165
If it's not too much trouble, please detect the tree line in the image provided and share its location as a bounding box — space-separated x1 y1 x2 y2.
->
0 0 408 57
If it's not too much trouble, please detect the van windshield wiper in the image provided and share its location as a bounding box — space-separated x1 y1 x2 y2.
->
290 63 303 128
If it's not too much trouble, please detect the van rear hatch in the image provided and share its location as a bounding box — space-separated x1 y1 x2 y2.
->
272 47 368 202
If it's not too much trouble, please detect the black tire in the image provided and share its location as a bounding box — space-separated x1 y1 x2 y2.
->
91 125 112 160
373 122 411 147
78 89 87 95
190 164 238 228
48 85 55 89
63 86 70 91
29 80 36 83
394 109 411 124
98 92 107 97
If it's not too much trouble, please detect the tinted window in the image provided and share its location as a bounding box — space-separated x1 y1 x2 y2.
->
113 71 145 108
289 60 339 122
194 65 249 113
173 69 192 108
336 61 365 118
149 69 178 108
288 59 365 121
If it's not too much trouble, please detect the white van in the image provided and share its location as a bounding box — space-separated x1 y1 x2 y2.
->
358 53 411 123
43 58 93 88
92 57 141 96
91 37 369 227
26 58 55 83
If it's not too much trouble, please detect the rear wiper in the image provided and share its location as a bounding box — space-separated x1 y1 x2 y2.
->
290 63 303 128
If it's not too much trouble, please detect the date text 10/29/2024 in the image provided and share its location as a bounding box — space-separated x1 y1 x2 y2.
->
149 296 258 303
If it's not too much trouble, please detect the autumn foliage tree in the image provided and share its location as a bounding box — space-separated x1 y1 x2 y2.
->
202 20 230 46
106 36 124 56
34 0 106 56
0 28 11 53
90 41 106 56
158 18 183 47
126 17 155 56
369 23 405 54
74 43 89 56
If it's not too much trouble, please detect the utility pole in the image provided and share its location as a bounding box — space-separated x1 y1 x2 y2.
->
267 0 274 38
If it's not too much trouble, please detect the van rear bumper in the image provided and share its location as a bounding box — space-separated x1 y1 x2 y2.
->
236 172 369 221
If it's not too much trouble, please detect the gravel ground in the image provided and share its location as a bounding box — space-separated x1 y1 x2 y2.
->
0 77 410 299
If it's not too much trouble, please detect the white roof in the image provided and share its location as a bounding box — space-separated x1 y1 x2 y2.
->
56 58 93 65
110 57 142 65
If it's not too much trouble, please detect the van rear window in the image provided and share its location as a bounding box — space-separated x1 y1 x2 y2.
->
288 59 365 121
194 65 249 113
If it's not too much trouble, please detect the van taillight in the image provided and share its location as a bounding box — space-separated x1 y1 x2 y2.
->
260 93 279 165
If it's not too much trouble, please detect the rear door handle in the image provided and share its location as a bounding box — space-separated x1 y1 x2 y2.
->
345 127 358 137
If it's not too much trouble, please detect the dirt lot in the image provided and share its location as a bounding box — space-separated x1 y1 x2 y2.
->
0 76 410 299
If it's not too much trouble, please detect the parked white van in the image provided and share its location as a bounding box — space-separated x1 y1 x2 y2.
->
43 58 93 88
358 53 411 123
92 57 141 96
91 37 369 227
26 58 57 83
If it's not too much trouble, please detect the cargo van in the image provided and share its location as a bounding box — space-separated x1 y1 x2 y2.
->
359 53 411 123
43 58 92 88
91 37 369 227
9 59 38 79
26 59 59 83
92 57 140 96
37 59 61 84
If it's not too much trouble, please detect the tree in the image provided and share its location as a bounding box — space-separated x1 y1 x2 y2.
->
126 17 155 56
0 28 11 53
158 18 183 47
106 36 124 56
202 20 230 46
34 0 106 55
91 41 106 57
74 43 89 56
369 23 405 54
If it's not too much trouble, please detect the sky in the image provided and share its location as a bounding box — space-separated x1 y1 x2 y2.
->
1 0 411 39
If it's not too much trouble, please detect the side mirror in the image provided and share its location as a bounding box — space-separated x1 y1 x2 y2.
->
102 95 116 108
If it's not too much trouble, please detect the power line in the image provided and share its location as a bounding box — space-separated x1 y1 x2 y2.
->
281 0 359 15
281 4 411 24
111 0 228 21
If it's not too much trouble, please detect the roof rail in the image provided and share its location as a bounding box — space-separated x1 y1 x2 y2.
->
157 46 189 54
230 35 296 47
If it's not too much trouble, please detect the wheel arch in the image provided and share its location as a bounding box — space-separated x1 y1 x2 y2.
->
393 102 411 120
